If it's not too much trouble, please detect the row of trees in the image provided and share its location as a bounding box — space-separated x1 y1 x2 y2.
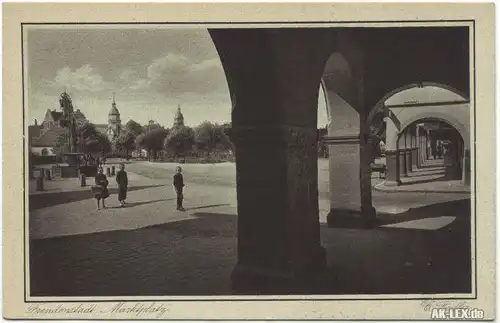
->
133 120 233 161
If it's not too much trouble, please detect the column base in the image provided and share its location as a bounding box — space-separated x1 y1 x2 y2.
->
231 247 329 294
326 207 377 229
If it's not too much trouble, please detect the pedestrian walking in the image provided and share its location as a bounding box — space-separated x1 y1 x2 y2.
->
173 166 185 211
92 167 109 210
116 163 128 207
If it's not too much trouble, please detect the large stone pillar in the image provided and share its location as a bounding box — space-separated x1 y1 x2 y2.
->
232 125 326 292
323 49 376 228
210 28 336 294
324 134 375 225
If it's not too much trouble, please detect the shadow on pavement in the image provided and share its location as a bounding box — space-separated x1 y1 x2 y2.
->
29 200 471 297
29 184 167 211
184 204 231 211
376 198 470 226
106 198 175 209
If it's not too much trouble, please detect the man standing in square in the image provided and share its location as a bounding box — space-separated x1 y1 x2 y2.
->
173 166 185 211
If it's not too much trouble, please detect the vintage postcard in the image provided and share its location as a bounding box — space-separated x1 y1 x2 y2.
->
2 2 496 320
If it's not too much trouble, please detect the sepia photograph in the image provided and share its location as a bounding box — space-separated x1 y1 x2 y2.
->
3 3 496 320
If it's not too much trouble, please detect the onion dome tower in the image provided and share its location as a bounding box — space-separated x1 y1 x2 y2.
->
107 93 121 141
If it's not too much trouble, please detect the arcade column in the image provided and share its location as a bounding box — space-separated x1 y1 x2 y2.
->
323 63 376 228
444 131 463 181
410 125 418 170
383 115 401 186
419 128 428 166
404 128 412 173
416 125 422 168
398 131 408 178
324 134 375 226
210 28 336 294
463 148 471 186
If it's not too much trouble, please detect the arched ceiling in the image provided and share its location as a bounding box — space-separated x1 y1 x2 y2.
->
385 86 467 106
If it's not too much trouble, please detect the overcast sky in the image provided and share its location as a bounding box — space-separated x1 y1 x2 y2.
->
26 27 329 128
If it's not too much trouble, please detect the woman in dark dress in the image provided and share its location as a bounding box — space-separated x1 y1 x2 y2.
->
115 163 128 207
94 167 109 210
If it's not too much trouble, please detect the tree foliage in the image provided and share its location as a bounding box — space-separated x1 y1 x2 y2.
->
114 130 136 159
164 126 195 158
53 120 111 164
125 119 144 136
193 121 233 155
136 126 169 160
85 131 111 155
193 121 218 154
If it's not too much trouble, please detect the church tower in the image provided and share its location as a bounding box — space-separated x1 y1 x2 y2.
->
107 93 121 141
173 104 185 128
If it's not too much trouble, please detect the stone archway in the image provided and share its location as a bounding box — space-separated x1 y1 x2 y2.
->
395 118 467 184
385 109 470 186
207 26 470 294
363 83 470 187
321 50 376 228
366 82 469 129
209 28 337 294
391 111 470 151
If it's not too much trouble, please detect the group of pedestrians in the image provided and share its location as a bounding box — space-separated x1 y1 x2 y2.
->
91 163 186 212
92 163 129 210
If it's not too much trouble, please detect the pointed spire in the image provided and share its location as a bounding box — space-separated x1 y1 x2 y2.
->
174 104 185 127
113 92 116 104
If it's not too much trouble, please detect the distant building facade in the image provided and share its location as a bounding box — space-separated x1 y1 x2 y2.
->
30 107 86 156
30 93 122 157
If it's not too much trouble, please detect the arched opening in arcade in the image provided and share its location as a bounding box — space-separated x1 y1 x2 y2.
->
388 118 466 186
377 84 471 188
210 27 471 294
